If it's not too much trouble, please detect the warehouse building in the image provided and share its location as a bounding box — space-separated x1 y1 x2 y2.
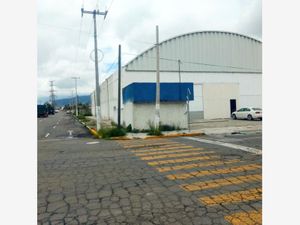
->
91 31 262 129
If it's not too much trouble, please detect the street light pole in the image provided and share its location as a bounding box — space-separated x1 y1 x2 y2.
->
155 25 160 129
72 77 80 116
81 7 108 131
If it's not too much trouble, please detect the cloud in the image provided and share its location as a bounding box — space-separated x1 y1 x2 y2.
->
37 0 262 101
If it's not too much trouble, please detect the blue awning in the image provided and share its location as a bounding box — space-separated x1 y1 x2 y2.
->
123 82 194 104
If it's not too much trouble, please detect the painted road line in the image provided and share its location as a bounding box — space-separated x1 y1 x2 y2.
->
140 151 215 161
131 145 194 153
167 164 261 180
53 125 56 129
185 137 262 155
199 188 262 206
123 142 176 149
148 155 219 166
67 130 73 139
180 174 261 192
86 141 100 145
118 139 173 145
135 148 204 156
156 159 241 172
45 133 50 138
224 209 262 225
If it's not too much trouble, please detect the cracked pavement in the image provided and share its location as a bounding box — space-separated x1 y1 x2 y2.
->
38 113 262 225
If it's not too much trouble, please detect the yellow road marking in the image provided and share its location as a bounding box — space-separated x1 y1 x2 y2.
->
148 155 218 166
140 151 215 161
135 148 204 156
123 142 177 149
156 159 241 172
167 164 261 180
224 209 262 225
131 145 193 153
199 188 262 206
180 174 261 191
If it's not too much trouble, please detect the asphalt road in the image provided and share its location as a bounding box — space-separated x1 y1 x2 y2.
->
199 132 262 150
38 113 262 225
37 111 91 140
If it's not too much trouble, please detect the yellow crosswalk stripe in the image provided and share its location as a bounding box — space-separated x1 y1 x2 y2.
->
123 142 176 149
180 174 261 192
148 155 219 166
199 188 262 206
167 164 261 180
156 159 241 172
224 209 262 225
140 151 215 161
131 145 193 153
135 148 204 156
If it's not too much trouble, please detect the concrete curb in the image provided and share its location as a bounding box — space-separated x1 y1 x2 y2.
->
72 115 205 140
110 136 132 140
86 126 100 139
72 115 100 139
144 132 204 139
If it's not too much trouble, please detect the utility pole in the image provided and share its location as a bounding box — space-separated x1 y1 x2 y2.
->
70 90 74 111
118 44 121 128
186 88 191 132
49 80 56 108
178 59 182 100
72 77 80 116
81 7 108 131
155 25 160 128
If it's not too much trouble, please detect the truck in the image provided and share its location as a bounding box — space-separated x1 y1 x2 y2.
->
37 105 48 117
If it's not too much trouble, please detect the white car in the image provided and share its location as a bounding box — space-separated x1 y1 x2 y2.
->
231 107 262 120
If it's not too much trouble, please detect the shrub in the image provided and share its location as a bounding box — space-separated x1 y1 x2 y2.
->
126 124 132 132
98 127 126 139
111 121 117 127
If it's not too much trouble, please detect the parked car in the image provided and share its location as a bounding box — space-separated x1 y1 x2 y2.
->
231 107 262 120
37 105 48 118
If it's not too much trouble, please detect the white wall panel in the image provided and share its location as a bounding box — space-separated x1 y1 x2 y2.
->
202 83 240 119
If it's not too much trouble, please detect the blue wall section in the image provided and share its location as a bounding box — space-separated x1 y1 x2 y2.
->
123 83 194 104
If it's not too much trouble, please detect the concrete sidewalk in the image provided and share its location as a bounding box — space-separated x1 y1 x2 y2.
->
82 116 262 139
190 119 262 135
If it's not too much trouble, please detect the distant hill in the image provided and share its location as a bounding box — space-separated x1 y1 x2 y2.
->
55 95 91 107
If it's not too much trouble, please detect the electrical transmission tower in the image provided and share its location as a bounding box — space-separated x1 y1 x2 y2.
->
49 80 56 108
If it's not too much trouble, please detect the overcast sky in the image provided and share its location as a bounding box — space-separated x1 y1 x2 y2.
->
37 0 261 103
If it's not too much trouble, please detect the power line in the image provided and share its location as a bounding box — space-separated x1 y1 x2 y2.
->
37 23 91 35
102 57 118 73
122 52 261 72
98 0 115 31
71 16 83 78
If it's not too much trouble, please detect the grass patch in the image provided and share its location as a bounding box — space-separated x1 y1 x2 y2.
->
76 114 90 123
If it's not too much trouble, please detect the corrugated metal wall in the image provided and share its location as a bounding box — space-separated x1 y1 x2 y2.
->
125 31 262 73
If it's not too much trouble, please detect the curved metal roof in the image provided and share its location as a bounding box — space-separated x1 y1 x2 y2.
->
125 31 262 73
